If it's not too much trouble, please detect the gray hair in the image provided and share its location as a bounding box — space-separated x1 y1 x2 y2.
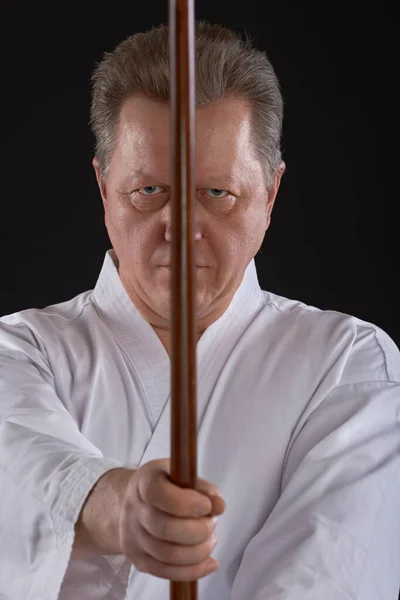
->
90 20 284 190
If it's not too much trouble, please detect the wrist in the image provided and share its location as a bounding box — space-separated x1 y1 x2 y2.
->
79 466 135 556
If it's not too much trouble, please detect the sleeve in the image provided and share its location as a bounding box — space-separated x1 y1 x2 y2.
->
231 324 400 600
0 321 123 600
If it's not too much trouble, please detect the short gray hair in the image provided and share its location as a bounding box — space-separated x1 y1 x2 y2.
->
90 20 283 190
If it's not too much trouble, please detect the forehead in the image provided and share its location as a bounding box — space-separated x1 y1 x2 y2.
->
113 94 257 178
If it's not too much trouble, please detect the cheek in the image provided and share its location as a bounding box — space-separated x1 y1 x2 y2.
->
223 209 266 254
242 204 268 243
106 200 140 239
211 217 264 272
104 205 138 259
106 201 134 230
107 210 164 265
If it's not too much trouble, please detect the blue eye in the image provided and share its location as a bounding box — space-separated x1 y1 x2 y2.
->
139 186 163 195
137 186 229 199
206 189 228 198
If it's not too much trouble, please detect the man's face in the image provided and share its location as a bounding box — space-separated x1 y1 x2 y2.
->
93 94 284 333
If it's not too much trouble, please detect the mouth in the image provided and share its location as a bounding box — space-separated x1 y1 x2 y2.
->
160 265 206 269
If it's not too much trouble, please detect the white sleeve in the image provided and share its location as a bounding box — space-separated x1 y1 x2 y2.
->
0 323 122 600
231 326 400 600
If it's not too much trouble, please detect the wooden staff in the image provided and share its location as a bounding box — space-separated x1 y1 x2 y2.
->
168 0 198 599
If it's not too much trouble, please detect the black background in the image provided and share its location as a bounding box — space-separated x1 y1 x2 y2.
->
1 1 398 348
0 2 399 596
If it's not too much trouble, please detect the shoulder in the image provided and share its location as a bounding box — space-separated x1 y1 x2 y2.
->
0 290 95 358
260 290 400 383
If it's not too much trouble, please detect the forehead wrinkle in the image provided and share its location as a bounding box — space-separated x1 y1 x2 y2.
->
115 95 261 189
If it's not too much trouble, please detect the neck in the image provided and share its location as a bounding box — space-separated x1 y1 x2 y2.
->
151 325 204 358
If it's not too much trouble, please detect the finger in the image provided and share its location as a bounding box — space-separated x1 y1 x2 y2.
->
139 470 212 518
140 503 217 545
195 477 222 498
137 523 218 566
196 477 226 516
208 494 226 516
134 552 220 581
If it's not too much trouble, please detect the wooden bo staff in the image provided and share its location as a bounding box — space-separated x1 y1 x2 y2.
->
168 0 198 599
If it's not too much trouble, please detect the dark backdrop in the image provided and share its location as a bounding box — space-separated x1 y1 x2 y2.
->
0 2 399 597
1 2 398 349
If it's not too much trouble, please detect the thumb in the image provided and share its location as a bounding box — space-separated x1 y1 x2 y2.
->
195 476 226 516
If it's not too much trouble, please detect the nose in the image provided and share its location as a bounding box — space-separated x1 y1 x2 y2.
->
165 217 202 242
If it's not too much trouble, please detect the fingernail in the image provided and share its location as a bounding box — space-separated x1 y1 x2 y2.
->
211 533 218 545
211 516 218 527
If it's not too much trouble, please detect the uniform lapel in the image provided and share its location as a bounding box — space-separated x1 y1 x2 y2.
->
135 257 265 467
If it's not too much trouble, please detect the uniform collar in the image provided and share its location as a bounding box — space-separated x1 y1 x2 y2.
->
92 249 265 343
92 249 266 425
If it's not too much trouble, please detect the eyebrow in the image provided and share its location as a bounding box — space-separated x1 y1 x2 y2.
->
125 170 169 188
129 169 168 182
128 169 239 188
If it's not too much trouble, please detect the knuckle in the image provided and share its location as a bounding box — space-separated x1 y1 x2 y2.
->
146 537 170 563
143 478 157 505
177 542 210 565
193 519 212 543
205 519 215 537
139 501 149 523
193 499 211 517
166 544 188 565
156 514 170 540
193 523 209 544
140 503 155 531
137 475 150 503
186 520 206 544
140 469 164 505
167 546 183 564
144 508 170 540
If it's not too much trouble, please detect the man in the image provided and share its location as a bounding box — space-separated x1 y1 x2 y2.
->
1 20 399 600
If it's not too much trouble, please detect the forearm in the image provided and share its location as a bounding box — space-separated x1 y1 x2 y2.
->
71 467 135 560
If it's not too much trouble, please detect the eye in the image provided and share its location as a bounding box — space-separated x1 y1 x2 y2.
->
138 185 164 196
205 188 229 198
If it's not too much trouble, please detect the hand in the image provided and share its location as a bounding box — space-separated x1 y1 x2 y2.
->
118 458 226 581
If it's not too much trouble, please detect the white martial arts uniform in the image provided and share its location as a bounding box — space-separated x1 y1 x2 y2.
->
1 250 400 600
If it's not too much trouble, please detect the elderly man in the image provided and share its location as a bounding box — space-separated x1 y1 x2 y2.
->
1 20 399 600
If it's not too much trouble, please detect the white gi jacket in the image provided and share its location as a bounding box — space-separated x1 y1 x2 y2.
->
1 250 399 600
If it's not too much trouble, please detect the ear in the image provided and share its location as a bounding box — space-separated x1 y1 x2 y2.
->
265 161 286 227
92 157 108 208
